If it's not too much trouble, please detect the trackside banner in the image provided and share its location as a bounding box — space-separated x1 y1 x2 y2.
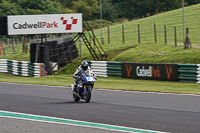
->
7 13 83 35
122 63 178 81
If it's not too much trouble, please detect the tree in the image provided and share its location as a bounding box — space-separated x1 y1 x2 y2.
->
57 0 74 8
102 1 118 22
1 0 200 22
71 0 99 20
162 0 182 11
186 0 200 5
17 0 64 14
0 0 23 16
109 0 182 19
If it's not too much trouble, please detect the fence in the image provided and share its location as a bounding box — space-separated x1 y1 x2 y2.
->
93 24 200 48
0 37 30 57
1 24 200 59
87 60 200 83
0 34 72 57
0 59 45 77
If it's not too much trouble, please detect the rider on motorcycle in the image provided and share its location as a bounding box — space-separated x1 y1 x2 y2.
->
73 61 97 92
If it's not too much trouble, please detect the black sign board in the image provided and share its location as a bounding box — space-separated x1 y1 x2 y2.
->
0 16 8 35
122 63 178 81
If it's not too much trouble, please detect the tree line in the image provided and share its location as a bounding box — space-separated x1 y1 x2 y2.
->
0 0 200 22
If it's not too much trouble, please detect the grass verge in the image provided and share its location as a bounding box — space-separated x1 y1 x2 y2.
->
1 73 200 95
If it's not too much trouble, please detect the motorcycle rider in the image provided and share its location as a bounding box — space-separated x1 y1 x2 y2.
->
73 61 97 92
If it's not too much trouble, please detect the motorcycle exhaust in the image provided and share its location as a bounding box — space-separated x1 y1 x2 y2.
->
71 84 74 91
73 92 81 98
71 84 81 98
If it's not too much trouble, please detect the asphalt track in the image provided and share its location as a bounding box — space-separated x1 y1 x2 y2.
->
0 82 200 133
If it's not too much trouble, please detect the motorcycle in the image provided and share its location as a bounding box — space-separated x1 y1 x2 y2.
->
71 72 96 103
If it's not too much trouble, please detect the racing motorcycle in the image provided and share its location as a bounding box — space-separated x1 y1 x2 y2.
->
71 72 96 103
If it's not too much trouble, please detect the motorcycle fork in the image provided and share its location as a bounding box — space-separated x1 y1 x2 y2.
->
84 85 87 94
84 85 93 94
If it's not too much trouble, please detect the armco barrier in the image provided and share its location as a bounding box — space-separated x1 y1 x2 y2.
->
87 61 121 77
89 61 107 77
107 62 122 77
0 59 45 77
178 64 198 83
0 59 7 73
87 60 200 83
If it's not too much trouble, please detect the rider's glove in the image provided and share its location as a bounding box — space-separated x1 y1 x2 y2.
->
76 75 81 80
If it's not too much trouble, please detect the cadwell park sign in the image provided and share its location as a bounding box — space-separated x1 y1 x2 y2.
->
122 63 178 81
0 13 83 35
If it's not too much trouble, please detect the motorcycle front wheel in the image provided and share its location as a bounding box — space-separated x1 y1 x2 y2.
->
83 87 92 103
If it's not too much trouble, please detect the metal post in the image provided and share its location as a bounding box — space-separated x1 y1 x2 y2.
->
107 26 110 44
182 0 185 45
41 34 43 46
122 25 125 44
164 25 167 44
79 37 82 57
35 39 39 63
100 0 104 44
1 42 5 56
154 23 157 43
138 24 140 43
174 27 177 47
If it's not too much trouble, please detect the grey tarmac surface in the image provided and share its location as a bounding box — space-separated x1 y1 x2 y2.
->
0 82 200 133
0 117 122 133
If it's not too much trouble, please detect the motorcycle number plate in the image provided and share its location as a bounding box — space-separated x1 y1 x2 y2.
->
86 77 93 82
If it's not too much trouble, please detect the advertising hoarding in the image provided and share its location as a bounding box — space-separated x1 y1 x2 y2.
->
122 63 178 81
7 13 83 35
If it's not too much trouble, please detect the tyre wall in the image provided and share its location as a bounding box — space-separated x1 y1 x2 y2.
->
30 37 79 74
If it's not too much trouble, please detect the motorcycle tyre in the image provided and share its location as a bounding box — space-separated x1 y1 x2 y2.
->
84 87 92 103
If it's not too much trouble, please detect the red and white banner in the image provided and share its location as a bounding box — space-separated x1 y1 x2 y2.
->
7 13 83 35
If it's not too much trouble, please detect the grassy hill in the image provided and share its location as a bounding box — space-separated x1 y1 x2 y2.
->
59 4 200 74
97 3 200 45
